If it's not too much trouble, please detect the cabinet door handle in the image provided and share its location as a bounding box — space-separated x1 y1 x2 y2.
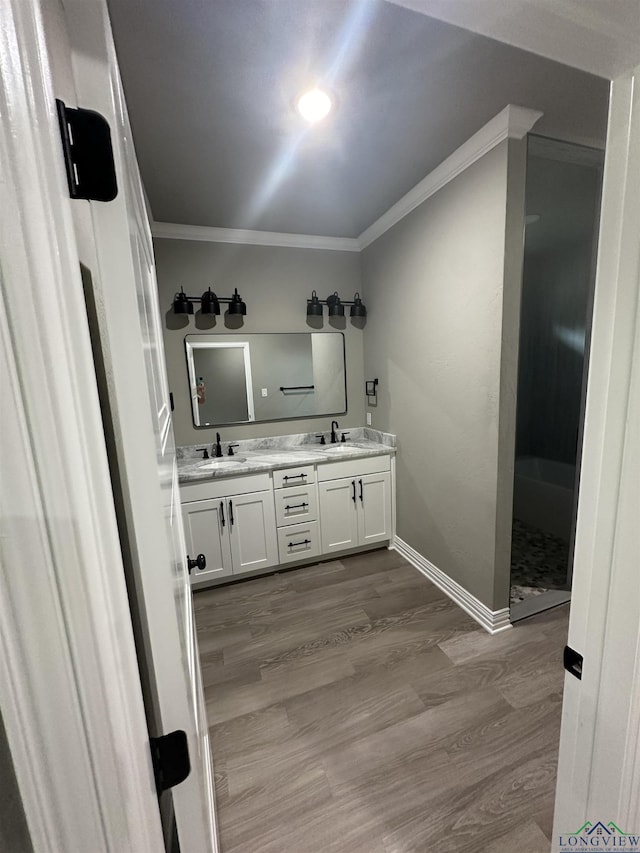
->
219 500 225 528
229 499 234 526
359 479 363 502
351 480 356 502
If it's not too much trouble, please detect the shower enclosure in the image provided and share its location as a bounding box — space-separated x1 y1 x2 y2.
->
510 135 603 620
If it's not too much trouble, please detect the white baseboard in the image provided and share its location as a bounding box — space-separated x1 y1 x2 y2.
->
391 536 512 635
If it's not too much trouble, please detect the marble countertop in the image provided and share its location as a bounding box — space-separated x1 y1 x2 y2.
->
177 428 396 484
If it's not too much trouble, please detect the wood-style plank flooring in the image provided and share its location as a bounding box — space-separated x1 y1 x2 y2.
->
194 548 569 853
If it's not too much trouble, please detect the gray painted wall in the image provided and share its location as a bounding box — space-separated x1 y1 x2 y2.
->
362 139 526 610
154 240 364 445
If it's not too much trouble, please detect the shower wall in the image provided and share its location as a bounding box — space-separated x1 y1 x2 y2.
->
513 138 602 549
516 142 602 468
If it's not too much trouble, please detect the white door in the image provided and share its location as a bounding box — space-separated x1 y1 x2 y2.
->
552 66 640 846
358 472 392 545
50 1 217 850
319 477 360 552
228 490 279 574
183 499 233 586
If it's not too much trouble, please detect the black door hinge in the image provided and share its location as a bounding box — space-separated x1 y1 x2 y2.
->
150 730 191 793
563 645 583 680
56 99 118 202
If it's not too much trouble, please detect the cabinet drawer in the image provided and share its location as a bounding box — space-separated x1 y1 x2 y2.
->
317 454 390 482
273 465 315 489
179 472 271 503
277 521 320 564
274 484 318 527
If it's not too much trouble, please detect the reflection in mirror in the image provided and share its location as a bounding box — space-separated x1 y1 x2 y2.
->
185 333 346 427
186 341 254 426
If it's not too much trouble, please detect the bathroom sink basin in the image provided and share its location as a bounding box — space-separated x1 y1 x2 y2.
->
199 457 247 468
319 444 358 452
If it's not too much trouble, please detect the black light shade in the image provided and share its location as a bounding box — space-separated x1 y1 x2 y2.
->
200 288 220 315
350 292 367 318
228 288 246 316
173 288 193 314
307 289 323 317
327 291 344 317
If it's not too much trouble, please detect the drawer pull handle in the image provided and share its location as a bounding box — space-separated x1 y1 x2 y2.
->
283 473 307 481
285 502 309 511
288 539 311 548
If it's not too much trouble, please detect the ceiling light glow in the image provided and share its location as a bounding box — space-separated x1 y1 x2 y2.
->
296 88 332 123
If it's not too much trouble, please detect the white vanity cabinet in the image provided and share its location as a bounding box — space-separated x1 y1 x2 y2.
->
318 456 392 554
179 451 394 589
181 473 278 588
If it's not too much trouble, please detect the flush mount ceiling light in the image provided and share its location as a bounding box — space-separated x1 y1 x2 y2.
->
296 88 333 123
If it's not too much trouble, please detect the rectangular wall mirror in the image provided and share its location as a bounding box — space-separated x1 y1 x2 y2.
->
185 333 346 427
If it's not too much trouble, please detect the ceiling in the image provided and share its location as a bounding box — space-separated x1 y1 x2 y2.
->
387 0 640 81
107 0 615 239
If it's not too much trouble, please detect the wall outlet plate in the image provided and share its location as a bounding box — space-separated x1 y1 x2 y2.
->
366 412 372 426
261 388 268 397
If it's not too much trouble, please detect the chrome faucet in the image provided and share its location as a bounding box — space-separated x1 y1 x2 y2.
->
214 432 223 457
330 420 339 444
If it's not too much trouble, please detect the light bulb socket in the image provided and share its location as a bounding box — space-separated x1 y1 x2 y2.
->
200 288 220 315
173 289 193 314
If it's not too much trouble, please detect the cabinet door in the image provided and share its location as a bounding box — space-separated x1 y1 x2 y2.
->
357 472 392 545
228 490 279 575
182 499 233 587
318 477 359 553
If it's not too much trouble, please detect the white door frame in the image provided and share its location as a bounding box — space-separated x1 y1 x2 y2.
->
186 338 256 425
0 0 164 849
553 65 640 843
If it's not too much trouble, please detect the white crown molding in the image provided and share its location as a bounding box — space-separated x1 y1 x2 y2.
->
153 105 541 254
358 104 543 249
392 536 512 634
151 221 361 252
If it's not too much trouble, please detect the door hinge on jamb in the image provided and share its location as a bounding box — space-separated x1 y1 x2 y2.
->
149 730 191 794
56 99 118 202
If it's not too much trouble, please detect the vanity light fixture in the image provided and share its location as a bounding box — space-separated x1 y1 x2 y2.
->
228 288 247 316
200 287 220 315
350 293 367 318
306 290 367 320
307 290 323 317
173 287 194 314
327 292 344 318
172 286 247 316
